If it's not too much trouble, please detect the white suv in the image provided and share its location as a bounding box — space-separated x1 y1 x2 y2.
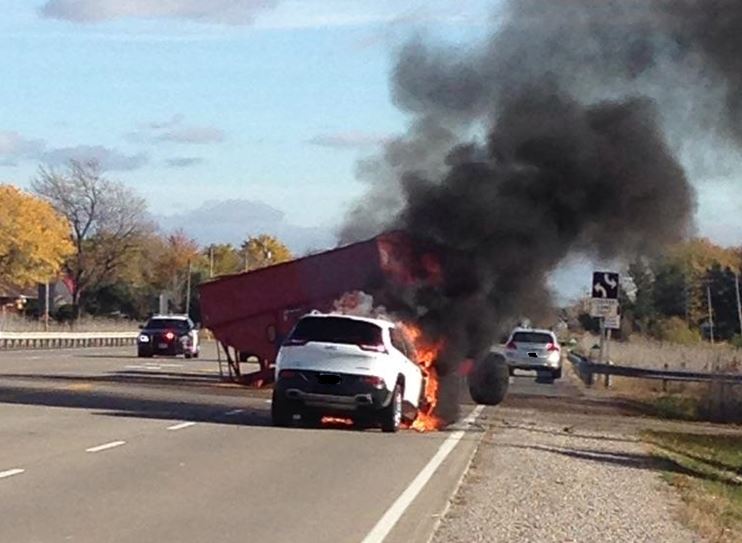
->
272 313 424 432
503 328 562 379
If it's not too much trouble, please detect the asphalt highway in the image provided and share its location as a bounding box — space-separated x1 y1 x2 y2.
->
0 344 581 543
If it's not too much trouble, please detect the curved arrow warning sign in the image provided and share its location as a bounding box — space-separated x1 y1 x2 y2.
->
592 271 619 300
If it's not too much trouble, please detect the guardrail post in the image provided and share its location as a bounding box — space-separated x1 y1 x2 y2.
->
585 359 594 387
662 363 669 393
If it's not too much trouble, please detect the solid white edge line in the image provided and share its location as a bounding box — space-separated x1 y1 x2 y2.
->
86 441 126 453
167 421 197 431
425 418 486 543
361 405 485 543
0 468 25 479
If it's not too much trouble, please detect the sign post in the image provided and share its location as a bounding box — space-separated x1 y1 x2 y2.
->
591 271 620 365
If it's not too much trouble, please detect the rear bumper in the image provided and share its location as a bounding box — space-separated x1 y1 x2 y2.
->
505 354 561 370
274 371 392 412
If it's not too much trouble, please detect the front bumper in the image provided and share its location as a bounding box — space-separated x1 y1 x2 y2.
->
274 370 392 412
138 338 186 356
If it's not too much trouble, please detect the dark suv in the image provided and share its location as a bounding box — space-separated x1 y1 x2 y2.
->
137 315 200 358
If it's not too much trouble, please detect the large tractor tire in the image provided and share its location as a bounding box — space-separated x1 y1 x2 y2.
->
468 352 510 406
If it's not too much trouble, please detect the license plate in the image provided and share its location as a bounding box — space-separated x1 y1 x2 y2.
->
158 343 168 349
318 374 341 385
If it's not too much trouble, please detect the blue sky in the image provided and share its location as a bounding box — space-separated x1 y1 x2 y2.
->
0 0 493 230
1 0 740 302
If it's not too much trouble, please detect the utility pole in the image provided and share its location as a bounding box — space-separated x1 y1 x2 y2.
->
44 282 50 332
684 275 690 325
707 283 715 345
735 272 742 336
185 260 192 316
209 245 214 278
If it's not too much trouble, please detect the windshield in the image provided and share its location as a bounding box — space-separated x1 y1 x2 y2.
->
145 319 190 331
511 332 553 344
287 317 383 347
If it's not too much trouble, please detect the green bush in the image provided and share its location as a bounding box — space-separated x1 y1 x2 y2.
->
731 334 742 349
651 317 701 345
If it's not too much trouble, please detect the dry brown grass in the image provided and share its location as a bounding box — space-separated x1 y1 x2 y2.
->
573 334 742 423
578 334 742 373
0 314 137 333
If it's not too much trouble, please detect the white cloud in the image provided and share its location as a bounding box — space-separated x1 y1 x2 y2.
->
165 156 204 168
159 126 225 144
0 131 46 165
307 131 390 149
127 115 225 145
41 145 148 171
0 130 148 171
40 0 279 25
143 114 185 131
157 199 336 253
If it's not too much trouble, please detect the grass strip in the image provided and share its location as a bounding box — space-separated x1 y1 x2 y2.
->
644 430 742 543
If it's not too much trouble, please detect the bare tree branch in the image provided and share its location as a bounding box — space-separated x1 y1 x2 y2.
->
32 160 151 313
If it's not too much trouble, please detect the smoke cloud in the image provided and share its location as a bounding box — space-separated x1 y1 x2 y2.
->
341 1 742 419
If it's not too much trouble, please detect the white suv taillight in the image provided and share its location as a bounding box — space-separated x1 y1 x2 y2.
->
361 375 386 388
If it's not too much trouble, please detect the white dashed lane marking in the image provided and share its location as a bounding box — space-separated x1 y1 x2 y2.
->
0 468 25 480
167 422 196 431
86 441 126 453
224 409 244 416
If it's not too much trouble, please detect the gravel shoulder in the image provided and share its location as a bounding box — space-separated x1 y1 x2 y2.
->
432 403 702 543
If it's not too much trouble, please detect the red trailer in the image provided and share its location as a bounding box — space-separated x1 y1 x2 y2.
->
199 232 438 385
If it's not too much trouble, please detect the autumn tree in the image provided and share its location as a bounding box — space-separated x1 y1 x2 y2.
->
203 243 242 278
240 234 293 271
0 185 74 286
706 264 742 340
653 239 739 328
32 160 151 314
625 238 742 341
150 230 201 313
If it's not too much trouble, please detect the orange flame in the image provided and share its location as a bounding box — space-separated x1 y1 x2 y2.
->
401 323 445 432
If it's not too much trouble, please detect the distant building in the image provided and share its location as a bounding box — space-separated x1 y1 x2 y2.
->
0 281 37 314
0 279 73 316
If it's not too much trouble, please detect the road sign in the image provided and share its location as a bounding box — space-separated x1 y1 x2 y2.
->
592 271 619 300
589 298 619 318
604 314 621 330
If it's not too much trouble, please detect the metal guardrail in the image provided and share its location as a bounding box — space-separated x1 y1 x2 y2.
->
567 352 742 386
0 331 138 350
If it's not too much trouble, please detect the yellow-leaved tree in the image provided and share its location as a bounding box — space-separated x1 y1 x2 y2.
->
240 234 293 271
0 185 74 286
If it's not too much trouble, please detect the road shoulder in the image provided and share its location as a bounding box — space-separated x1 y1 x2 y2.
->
432 404 701 543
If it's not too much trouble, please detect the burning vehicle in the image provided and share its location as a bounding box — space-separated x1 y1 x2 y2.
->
272 313 425 432
199 232 510 432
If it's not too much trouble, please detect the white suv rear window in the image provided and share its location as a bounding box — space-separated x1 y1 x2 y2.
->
287 317 383 347
511 332 553 344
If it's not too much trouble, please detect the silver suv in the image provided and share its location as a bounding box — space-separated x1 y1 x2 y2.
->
504 328 562 379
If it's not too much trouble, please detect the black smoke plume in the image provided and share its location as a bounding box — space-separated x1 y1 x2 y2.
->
342 0 742 420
